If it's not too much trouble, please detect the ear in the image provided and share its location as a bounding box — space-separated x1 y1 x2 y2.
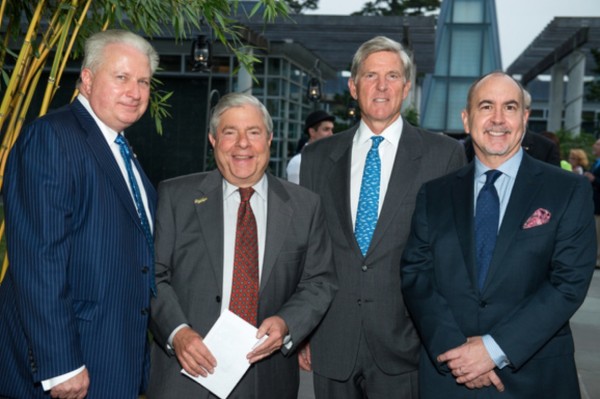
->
79 68 93 96
348 78 357 100
401 80 412 101
208 133 216 148
461 109 470 134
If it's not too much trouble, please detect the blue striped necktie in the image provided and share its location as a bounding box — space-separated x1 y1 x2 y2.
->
355 136 384 256
475 169 502 290
115 134 156 296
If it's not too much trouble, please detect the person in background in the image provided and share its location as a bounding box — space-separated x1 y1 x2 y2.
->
147 93 337 398
540 130 573 172
299 36 466 398
584 138 600 269
0 29 158 398
401 71 595 398
286 110 335 184
568 148 589 175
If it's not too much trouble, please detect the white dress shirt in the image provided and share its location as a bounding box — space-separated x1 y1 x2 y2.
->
350 117 403 228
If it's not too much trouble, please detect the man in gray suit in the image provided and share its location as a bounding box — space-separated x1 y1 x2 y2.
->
147 93 336 399
299 36 466 398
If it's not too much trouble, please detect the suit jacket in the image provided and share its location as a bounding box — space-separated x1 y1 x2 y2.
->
147 170 336 399
401 154 596 398
464 130 561 166
0 99 157 398
299 120 466 380
588 159 600 214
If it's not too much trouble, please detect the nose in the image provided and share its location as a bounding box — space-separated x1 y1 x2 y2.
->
236 132 249 148
126 81 142 100
377 76 387 91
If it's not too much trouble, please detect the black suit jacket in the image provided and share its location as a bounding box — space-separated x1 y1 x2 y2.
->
401 154 595 398
300 119 466 380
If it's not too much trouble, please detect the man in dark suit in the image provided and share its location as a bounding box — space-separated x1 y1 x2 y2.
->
401 71 595 398
299 36 466 398
147 93 336 399
0 30 158 398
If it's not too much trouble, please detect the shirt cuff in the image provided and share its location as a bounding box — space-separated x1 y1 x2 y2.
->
167 323 190 352
482 334 510 369
41 366 86 391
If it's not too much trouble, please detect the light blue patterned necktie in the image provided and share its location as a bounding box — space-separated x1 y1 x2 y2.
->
475 169 502 290
115 134 156 296
355 136 384 257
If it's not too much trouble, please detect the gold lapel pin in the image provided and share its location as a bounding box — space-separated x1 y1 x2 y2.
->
194 197 208 204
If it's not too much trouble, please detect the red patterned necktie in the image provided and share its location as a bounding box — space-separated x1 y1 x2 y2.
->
229 187 259 326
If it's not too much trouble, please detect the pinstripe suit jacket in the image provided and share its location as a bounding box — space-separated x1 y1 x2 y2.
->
0 99 156 398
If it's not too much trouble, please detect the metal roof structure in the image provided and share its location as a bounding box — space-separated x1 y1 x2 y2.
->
241 14 437 77
507 17 600 84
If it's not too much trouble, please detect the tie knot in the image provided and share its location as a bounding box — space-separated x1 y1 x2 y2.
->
115 134 126 146
484 170 502 186
371 136 384 149
239 187 255 203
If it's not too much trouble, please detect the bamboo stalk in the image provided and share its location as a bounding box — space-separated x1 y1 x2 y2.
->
0 0 45 132
40 1 77 115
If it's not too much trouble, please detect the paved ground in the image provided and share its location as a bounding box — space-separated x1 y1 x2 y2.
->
298 269 600 399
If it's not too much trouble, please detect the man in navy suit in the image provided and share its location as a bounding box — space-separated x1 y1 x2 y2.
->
0 30 158 398
401 71 596 398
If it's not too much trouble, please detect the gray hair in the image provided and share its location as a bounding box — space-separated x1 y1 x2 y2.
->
465 71 525 112
209 93 273 136
350 36 413 83
82 29 159 75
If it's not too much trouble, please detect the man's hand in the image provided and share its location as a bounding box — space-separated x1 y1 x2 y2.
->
437 336 495 384
465 370 505 392
298 342 312 371
172 326 217 377
50 368 89 399
248 316 288 363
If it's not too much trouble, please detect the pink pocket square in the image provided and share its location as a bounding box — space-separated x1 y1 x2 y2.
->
522 208 551 229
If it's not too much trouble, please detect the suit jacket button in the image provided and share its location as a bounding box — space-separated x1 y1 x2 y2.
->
361 265 368 272
142 266 149 274
357 299 362 306
141 308 149 315
479 301 487 308
216 295 221 303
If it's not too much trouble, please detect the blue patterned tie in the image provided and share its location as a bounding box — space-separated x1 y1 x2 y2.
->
115 134 156 296
355 136 384 257
475 170 502 290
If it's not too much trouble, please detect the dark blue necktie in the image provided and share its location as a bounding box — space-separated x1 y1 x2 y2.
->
475 170 502 290
115 134 156 296
355 136 384 257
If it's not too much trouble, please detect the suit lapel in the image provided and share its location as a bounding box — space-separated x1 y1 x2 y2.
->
194 170 225 293
72 100 142 228
261 175 293 292
369 122 423 256
483 155 543 291
325 130 360 256
452 164 478 286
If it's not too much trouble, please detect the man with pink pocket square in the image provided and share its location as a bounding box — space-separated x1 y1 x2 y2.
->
401 72 596 398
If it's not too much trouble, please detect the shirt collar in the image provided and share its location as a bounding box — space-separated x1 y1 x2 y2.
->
77 94 120 142
475 147 524 181
355 116 403 147
223 173 268 202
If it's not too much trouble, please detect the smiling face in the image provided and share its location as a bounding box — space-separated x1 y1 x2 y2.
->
209 104 272 188
463 73 529 169
348 50 411 134
80 43 151 132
